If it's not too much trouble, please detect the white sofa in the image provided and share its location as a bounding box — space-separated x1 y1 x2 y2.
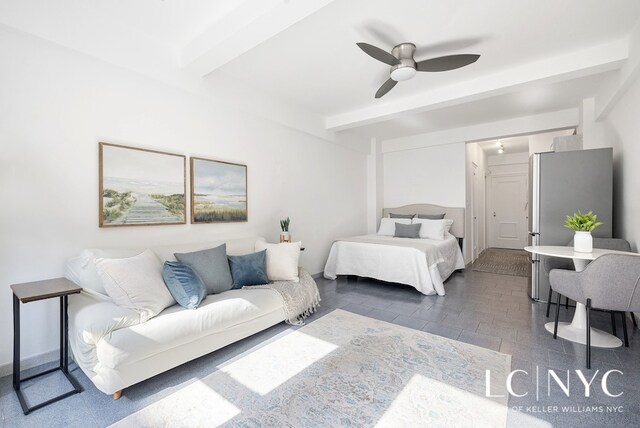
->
65 237 287 397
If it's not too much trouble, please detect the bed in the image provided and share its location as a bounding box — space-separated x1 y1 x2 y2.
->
323 204 465 295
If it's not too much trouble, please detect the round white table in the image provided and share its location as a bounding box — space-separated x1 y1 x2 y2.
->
524 245 639 348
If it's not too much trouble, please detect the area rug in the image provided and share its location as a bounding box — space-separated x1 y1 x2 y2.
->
472 248 531 277
111 309 511 427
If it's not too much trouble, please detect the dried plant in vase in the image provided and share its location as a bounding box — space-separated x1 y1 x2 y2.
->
280 217 291 243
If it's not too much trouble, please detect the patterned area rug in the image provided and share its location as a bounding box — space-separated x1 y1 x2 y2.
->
472 248 531 277
111 310 511 427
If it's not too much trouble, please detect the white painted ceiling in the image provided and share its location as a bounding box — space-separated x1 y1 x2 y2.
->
1 0 639 142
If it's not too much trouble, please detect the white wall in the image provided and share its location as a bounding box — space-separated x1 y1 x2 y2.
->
465 143 487 263
604 76 640 251
0 28 368 368
383 143 466 209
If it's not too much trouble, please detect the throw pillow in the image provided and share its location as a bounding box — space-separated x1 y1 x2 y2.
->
162 261 207 310
228 250 269 288
174 244 233 295
411 218 446 240
394 222 421 238
254 241 301 281
377 217 411 236
444 218 454 233
417 213 446 220
389 213 415 219
95 249 176 322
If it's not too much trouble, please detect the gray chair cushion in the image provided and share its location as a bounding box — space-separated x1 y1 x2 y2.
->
550 254 640 311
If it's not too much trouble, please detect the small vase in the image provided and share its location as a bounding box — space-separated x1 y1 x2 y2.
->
280 231 291 243
574 231 593 253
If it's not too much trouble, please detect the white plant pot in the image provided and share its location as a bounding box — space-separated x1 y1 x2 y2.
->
280 231 291 243
574 231 593 253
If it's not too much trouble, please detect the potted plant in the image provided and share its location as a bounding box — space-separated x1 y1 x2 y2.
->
564 210 603 252
280 217 291 243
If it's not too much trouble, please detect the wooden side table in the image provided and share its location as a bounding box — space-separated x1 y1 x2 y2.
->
11 277 83 414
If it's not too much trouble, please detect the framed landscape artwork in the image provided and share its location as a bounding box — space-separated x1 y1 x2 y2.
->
99 142 186 227
190 157 248 223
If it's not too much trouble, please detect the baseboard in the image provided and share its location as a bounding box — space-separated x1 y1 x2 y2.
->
0 349 59 378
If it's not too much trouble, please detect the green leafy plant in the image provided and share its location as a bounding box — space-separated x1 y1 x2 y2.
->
564 210 603 232
280 217 290 232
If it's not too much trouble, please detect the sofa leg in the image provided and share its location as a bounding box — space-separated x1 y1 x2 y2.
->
113 390 123 400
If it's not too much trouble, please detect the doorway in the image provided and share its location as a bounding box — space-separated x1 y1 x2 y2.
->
487 173 528 249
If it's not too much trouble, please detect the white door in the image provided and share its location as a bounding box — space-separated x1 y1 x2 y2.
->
471 164 481 261
489 174 528 249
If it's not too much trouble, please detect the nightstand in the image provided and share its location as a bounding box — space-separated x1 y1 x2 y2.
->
11 277 83 414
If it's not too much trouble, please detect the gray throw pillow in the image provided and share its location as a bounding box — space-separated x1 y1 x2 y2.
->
417 213 446 219
394 222 421 238
389 213 415 219
174 244 233 294
228 250 269 288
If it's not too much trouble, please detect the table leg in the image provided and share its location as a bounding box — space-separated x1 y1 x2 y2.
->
13 294 20 390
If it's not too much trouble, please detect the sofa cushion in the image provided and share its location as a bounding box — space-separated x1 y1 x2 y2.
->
95 288 284 369
254 241 301 282
174 244 233 295
228 250 269 288
95 250 176 322
162 262 207 310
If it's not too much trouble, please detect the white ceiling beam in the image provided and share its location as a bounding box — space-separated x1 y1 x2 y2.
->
595 21 640 119
180 0 336 77
326 39 628 131
381 108 579 154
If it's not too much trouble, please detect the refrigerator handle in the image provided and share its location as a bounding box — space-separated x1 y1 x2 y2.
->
528 231 539 236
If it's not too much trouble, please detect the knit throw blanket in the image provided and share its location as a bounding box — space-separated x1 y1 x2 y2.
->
244 268 321 325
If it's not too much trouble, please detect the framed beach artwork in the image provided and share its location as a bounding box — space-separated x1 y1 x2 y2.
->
99 142 186 227
190 157 248 223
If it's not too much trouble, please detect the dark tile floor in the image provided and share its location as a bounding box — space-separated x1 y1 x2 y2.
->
2 269 639 427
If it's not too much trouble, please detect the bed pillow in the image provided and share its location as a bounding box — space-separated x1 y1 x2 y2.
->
174 244 233 295
444 218 454 233
377 218 411 236
411 218 446 240
417 213 446 220
162 261 207 310
389 213 415 219
95 249 176 322
254 241 301 281
394 223 421 239
228 250 269 288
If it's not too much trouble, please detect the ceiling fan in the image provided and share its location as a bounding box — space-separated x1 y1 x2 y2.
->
356 42 480 98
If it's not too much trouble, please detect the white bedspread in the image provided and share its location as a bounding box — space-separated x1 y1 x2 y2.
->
323 233 465 295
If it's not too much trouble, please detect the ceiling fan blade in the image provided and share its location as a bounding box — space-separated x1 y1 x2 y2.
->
416 54 480 72
375 78 398 98
357 42 400 66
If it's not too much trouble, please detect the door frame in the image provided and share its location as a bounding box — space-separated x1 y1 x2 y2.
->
486 172 528 249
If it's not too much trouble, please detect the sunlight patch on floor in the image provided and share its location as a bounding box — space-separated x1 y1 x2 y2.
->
219 331 338 395
375 374 510 428
110 380 240 427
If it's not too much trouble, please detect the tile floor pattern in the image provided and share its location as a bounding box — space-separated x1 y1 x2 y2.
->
2 269 640 427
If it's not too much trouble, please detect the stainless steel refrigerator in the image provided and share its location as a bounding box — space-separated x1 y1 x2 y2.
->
528 148 613 301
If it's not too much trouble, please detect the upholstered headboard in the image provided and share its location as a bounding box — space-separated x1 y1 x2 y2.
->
382 204 465 239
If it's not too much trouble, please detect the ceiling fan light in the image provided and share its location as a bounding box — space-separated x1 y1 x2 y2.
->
390 66 416 82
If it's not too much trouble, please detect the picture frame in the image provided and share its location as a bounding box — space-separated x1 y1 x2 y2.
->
99 142 186 227
190 157 248 223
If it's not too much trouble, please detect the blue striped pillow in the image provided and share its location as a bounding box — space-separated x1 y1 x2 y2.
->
162 261 207 309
